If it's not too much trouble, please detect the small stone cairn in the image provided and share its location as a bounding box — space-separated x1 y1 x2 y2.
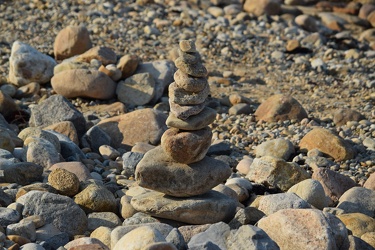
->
132 41 235 224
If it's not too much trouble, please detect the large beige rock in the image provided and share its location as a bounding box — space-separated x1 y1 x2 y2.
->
74 184 117 213
113 226 166 250
246 156 309 192
254 94 307 122
97 108 167 149
258 209 349 250
8 41 57 86
287 179 329 209
54 25 92 60
243 0 281 16
49 162 91 182
336 213 375 238
90 226 112 249
135 146 231 197
161 127 212 164
299 127 355 161
51 69 116 100
337 187 375 218
131 190 237 224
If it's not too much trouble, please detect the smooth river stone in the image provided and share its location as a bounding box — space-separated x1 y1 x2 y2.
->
169 100 205 120
175 57 208 77
174 70 208 92
178 49 201 64
135 146 231 197
169 82 209 105
166 106 216 131
161 127 212 164
130 190 237 224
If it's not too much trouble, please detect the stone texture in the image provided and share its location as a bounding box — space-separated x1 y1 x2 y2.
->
336 213 375 238
333 109 365 126
337 187 375 218
0 162 43 185
254 94 308 122
295 14 319 32
258 193 311 216
243 0 281 16
81 126 111 153
228 207 266 229
49 162 91 182
16 191 87 237
0 128 15 152
97 108 167 149
48 168 80 196
116 72 155 105
226 224 280 250
90 226 112 249
361 232 375 248
43 121 79 145
51 69 117 100
6 220 36 242
175 57 207 77
364 173 375 190
187 222 229 250
174 70 207 92
312 168 357 206
131 190 237 224
54 25 92 60
19 127 61 152
64 237 109 250
246 156 309 192
26 137 60 169
166 106 216 131
258 209 349 250
116 54 140 79
135 146 231 197
29 95 86 137
287 179 329 209
76 46 117 66
0 208 20 227
73 184 117 213
169 100 205 120
113 226 166 250
255 138 295 160
299 127 355 161
0 91 18 119
8 41 56 86
161 127 212 164
169 82 209 105
87 212 121 232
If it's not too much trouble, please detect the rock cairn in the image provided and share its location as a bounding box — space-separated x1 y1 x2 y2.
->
132 41 236 224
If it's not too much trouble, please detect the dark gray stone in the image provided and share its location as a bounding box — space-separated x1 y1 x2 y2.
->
188 222 230 250
0 207 20 227
122 152 144 177
81 126 111 153
0 162 43 185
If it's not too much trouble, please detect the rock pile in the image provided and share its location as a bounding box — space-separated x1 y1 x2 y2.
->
132 40 236 224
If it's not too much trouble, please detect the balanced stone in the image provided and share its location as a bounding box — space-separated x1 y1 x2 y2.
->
161 127 212 164
130 190 237 224
169 82 209 105
166 107 217 130
135 146 231 197
178 50 201 64
175 57 208 77
179 40 197 53
169 100 205 120
174 70 208 92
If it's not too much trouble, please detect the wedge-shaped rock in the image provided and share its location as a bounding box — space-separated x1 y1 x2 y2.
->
166 107 216 131
131 190 237 224
135 146 231 197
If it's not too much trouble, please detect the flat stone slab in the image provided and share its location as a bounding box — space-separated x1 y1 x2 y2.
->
135 146 231 197
131 190 237 224
166 106 217 131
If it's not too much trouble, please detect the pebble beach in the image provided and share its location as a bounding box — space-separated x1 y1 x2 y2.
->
0 0 375 249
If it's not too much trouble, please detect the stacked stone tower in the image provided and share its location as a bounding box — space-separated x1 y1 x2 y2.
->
132 41 236 224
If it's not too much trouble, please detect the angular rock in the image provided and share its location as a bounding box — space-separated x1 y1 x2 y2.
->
74 184 117 213
116 72 155 105
6 220 36 242
131 190 237 224
166 106 216 131
228 103 252 115
122 152 144 177
257 193 311 216
116 54 140 79
135 60 175 104
48 168 80 196
47 130 86 161
226 224 280 250
0 208 20 227
228 207 265 229
97 108 167 149
76 46 117 66
254 94 308 122
169 82 209 105
361 232 375 248
255 138 295 160
8 41 56 86
246 156 309 192
81 126 111 153
54 25 92 60
161 127 212 164
258 209 349 250
187 222 229 250
336 213 375 238
287 179 329 210
135 146 231 197
29 95 86 137
174 70 207 92
312 168 357 206
299 127 355 161
337 187 375 218
169 101 205 120
19 127 61 153
17 191 87 237
43 121 79 146
26 137 60 169
51 69 116 100
0 128 15 152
